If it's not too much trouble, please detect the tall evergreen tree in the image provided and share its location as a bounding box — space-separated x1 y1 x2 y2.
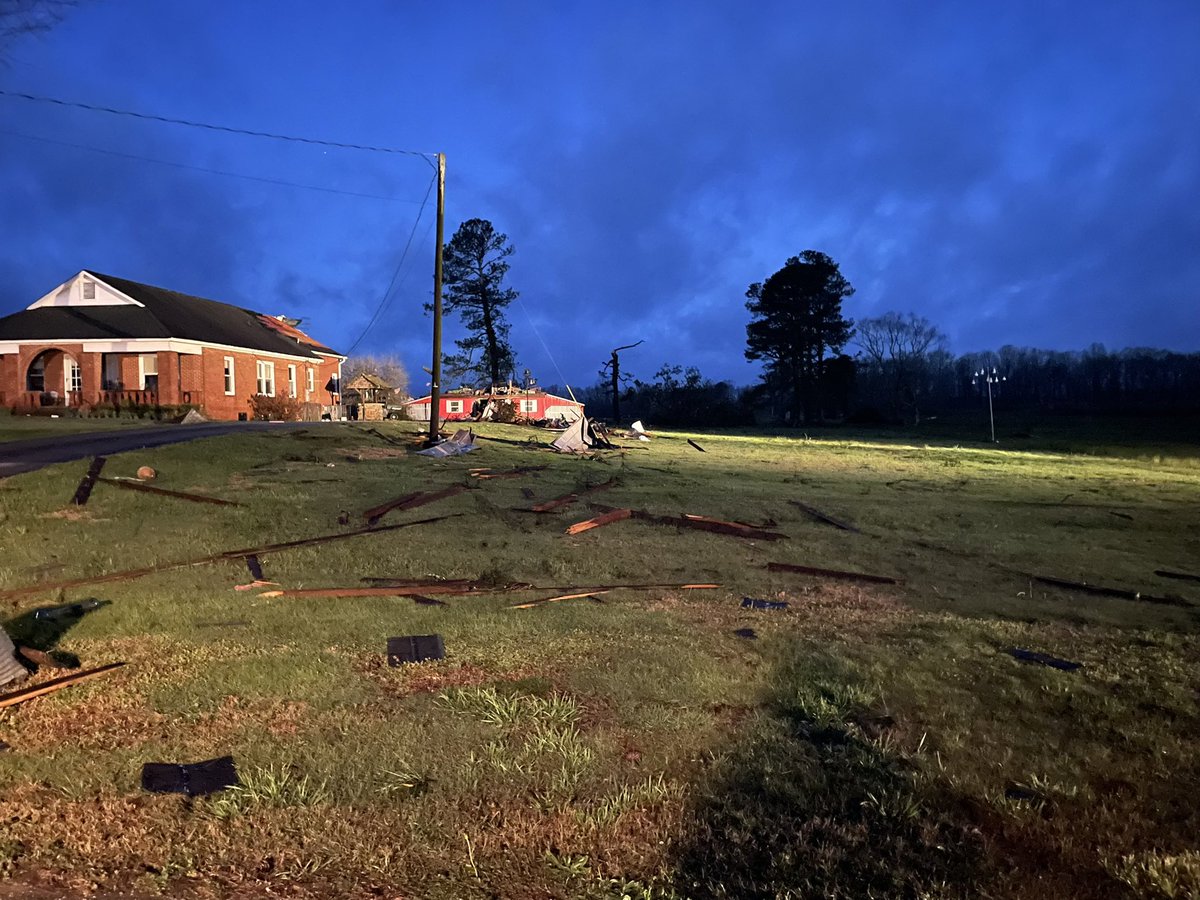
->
745 250 854 424
439 218 518 388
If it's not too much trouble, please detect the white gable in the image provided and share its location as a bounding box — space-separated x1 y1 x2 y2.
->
27 271 144 310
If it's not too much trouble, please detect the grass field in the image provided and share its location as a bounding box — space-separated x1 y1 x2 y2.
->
0 411 168 443
0 418 1197 899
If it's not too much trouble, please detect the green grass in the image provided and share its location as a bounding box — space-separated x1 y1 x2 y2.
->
0 409 173 442
0 418 1197 898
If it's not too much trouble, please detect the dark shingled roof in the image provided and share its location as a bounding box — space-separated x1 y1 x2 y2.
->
0 272 342 359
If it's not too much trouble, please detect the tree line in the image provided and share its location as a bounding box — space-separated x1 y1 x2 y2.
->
406 220 1199 427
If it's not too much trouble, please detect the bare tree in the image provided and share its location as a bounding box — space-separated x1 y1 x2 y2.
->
343 354 410 400
856 312 948 424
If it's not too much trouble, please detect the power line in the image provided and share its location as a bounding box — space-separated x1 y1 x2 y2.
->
345 170 438 356
0 128 423 202
0 89 437 162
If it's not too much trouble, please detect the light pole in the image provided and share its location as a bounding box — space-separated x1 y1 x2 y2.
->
972 367 1006 443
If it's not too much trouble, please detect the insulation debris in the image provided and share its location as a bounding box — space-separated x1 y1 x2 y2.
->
387 634 446 665
788 500 860 533
70 456 107 506
418 428 479 457
97 477 240 506
141 756 239 796
0 661 126 709
565 508 632 535
1007 648 1083 672
766 561 899 585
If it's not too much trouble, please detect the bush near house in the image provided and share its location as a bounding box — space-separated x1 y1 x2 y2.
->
248 394 302 421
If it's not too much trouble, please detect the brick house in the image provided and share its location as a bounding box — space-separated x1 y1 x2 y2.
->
0 271 345 420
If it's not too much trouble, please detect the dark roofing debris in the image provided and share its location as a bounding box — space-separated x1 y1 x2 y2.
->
687 439 706 453
387 635 446 665
97 476 240 506
33 598 107 620
418 429 479 458
71 456 107 506
245 555 265 581
741 597 789 611
788 500 860 533
363 484 469 526
565 508 632 535
0 661 126 709
1155 569 1200 583
530 478 618 512
520 487 536 500
141 756 239 796
766 561 899 584
1007 647 1083 672
1030 574 1192 607
734 628 758 639
0 517 458 602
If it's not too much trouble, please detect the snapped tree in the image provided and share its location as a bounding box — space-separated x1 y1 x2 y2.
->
438 218 518 389
745 250 854 424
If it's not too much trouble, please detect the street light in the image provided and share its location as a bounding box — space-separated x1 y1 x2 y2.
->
972 367 1006 443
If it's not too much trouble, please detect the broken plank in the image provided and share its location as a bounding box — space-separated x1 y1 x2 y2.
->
511 590 612 610
1030 574 1192 607
1156 569 1200 584
363 484 469 525
261 581 532 599
530 478 618 513
566 508 632 535
687 439 707 453
788 500 860 533
97 477 240 506
360 577 479 589
0 662 126 709
470 465 548 480
70 456 107 506
767 561 898 585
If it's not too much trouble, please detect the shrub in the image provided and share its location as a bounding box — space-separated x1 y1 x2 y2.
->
248 394 302 421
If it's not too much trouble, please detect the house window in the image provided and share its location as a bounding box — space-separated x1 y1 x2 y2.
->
223 357 236 395
256 360 275 396
306 368 314 395
446 399 463 414
66 358 83 393
287 364 297 398
26 355 45 392
103 354 121 390
82 280 95 300
139 353 159 391
520 398 538 413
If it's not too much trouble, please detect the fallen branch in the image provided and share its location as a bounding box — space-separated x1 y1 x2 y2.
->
0 516 459 602
766 561 899 585
530 478 618 512
363 484 469 525
0 662 126 709
788 500 860 533
1030 574 1192 607
1156 569 1200 583
97 477 240 506
70 456 107 506
566 508 632 535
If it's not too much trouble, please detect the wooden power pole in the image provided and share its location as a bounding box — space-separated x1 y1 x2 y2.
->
605 339 643 423
428 153 446 445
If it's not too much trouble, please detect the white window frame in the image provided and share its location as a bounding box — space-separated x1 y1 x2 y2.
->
306 367 314 395
519 398 538 413
223 356 236 395
256 360 275 397
137 353 158 390
66 358 83 393
287 364 297 398
446 399 463 414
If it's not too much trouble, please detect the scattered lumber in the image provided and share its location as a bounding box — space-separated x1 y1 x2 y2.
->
71 456 107 506
0 661 126 709
530 478 618 512
687 439 706 453
469 465 548 480
589 504 785 541
363 484 469 526
766 561 899 585
511 590 611 610
789 500 860 533
1030 574 1192 607
566 508 632 535
1156 569 1200 584
0 516 458 602
360 577 480 589
260 581 532 599
97 477 240 506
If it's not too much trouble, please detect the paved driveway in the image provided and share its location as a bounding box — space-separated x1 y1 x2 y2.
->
0 421 317 477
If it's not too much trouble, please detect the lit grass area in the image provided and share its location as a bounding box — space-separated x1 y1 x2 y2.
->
0 420 1197 898
0 410 169 443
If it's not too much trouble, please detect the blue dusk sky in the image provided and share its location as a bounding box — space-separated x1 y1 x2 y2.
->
1 1 1197 391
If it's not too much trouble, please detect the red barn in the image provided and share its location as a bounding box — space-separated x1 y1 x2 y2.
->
404 389 583 423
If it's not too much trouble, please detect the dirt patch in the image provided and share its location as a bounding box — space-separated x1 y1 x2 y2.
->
39 507 108 523
333 446 410 460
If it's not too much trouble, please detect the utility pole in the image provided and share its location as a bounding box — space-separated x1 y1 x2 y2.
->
428 153 446 445
603 339 643 423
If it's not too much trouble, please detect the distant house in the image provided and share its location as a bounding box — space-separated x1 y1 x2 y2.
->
0 271 345 420
405 388 583 423
343 372 397 421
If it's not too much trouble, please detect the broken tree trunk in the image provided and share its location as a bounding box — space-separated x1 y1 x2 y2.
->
97 477 240 506
788 500 860 533
363 484 469 525
766 561 899 585
0 661 126 709
566 508 632 535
